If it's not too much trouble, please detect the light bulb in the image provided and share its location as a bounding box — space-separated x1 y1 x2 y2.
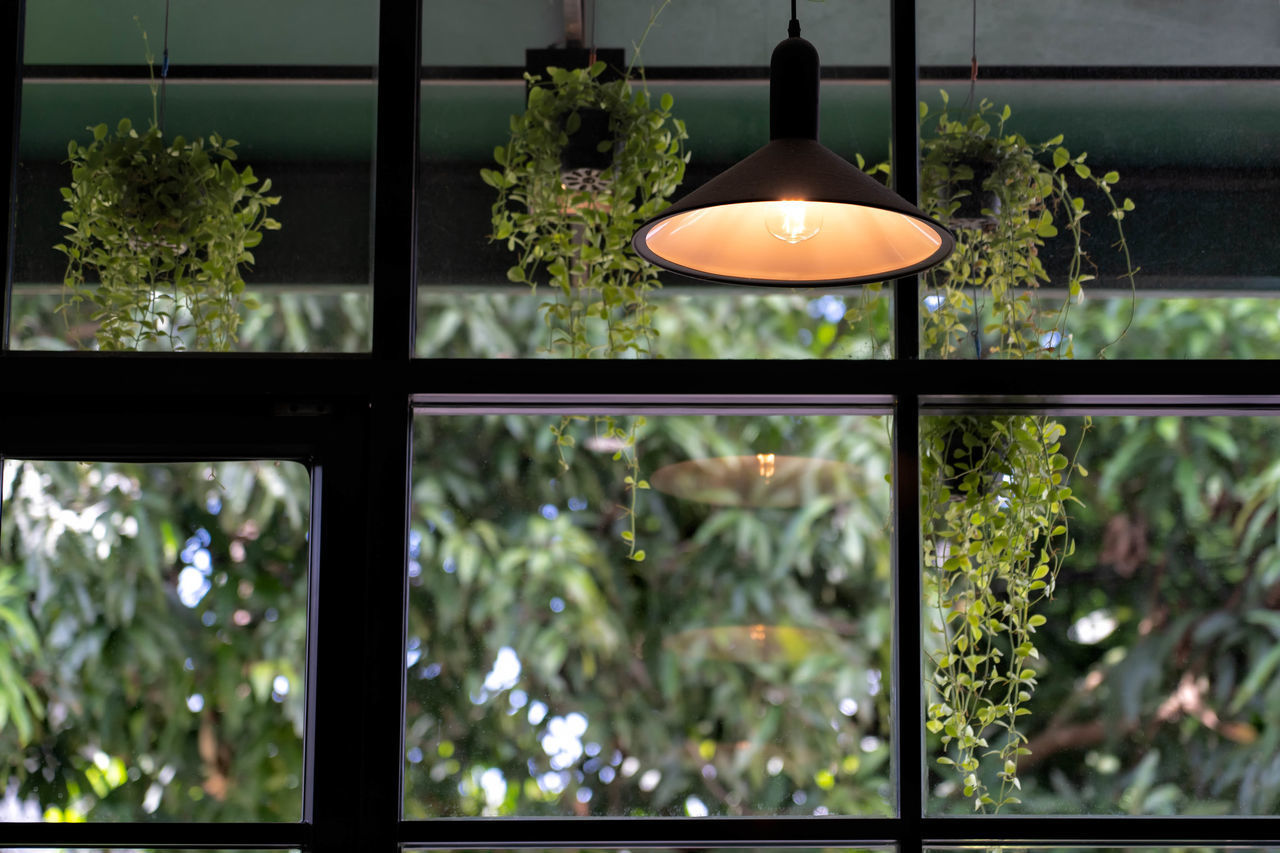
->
764 200 822 243
756 453 777 479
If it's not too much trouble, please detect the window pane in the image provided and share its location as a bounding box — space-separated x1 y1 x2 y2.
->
923 414 1280 814
408 849 890 853
417 1 894 358
406 413 892 816
916 2 1280 359
11 2 377 352
929 849 1280 853
0 460 310 820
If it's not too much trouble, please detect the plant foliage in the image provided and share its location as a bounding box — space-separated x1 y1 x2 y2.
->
918 92 1136 359
912 91 1136 811
56 27 280 351
481 56 688 358
922 413 1087 811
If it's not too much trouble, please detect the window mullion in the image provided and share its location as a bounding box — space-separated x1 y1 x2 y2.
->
893 392 923 850
370 0 422 365
891 0 922 847
890 0 922 364
1 1 25 353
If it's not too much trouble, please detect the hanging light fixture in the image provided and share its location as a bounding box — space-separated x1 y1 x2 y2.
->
649 453 862 508
632 1 954 286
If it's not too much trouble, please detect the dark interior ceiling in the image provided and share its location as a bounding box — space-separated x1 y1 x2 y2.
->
13 0 1280 292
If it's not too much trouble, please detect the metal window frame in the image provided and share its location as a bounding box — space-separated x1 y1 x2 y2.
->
3 0 1280 850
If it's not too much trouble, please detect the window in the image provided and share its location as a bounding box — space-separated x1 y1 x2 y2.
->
2 1 1278 852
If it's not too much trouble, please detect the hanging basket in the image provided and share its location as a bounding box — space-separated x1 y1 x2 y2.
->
939 155 1002 232
558 107 617 191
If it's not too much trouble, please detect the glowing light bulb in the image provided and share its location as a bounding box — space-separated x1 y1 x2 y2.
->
764 200 822 244
756 453 777 480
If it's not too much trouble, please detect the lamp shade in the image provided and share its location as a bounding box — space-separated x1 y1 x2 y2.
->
649 453 862 507
632 26 954 286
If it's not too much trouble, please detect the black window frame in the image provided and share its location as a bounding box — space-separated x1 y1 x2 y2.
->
4 0 1280 850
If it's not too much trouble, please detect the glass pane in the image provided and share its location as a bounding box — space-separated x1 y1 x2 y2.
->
408 849 889 853
11 1 377 352
0 460 310 820
417 1 894 358
916 1 1280 358
922 414 1280 815
406 413 892 816
930 849 1280 853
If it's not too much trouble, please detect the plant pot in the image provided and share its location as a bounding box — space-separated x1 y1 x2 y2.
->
559 107 616 192
942 157 1002 232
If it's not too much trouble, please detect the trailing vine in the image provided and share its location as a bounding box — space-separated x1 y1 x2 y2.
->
483 4 683 557
910 93 1135 811
552 415 649 562
922 414 1089 811
55 23 280 351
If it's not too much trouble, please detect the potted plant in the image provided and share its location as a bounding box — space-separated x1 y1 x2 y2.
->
918 91 1136 360
913 93 1136 812
56 26 280 352
480 8 687 560
480 36 688 359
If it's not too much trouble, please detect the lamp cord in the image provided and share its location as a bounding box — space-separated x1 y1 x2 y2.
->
159 0 170 133
788 0 800 37
587 0 596 63
962 0 978 113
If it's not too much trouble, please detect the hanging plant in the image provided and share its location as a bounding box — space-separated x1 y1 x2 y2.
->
918 91 1137 359
55 24 280 351
921 412 1088 811
480 9 688 359
910 92 1136 812
481 5 685 559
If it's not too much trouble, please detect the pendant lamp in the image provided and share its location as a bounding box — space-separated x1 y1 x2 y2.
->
649 453 862 508
631 2 955 286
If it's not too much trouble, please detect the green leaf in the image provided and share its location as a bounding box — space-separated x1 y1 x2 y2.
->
1230 643 1280 713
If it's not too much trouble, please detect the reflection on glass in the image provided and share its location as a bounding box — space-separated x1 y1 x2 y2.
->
923 415 1280 815
650 453 863 507
406 414 892 816
0 461 310 820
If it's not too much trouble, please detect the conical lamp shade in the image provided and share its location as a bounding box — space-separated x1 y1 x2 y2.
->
632 22 954 287
633 140 954 286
